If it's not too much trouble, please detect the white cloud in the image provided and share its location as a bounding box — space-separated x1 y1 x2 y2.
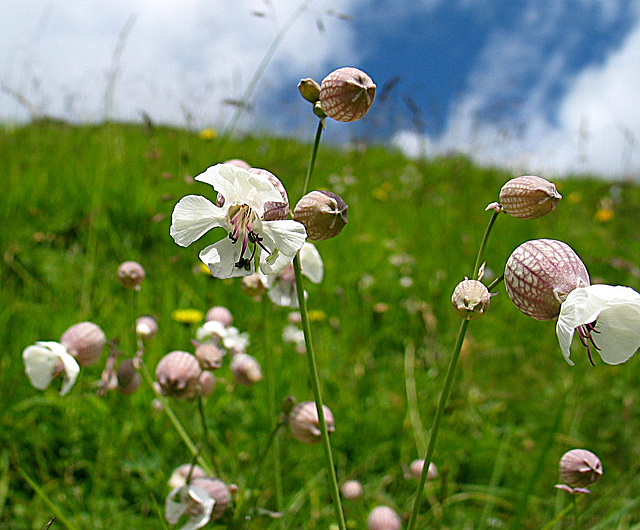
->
0 0 358 126
393 2 640 179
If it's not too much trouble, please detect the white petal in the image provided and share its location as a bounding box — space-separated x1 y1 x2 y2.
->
165 485 214 530
259 220 307 275
195 164 281 211
23 343 58 390
556 285 640 365
199 238 257 279
268 281 299 308
592 296 640 365
196 320 228 343
57 349 81 396
170 195 225 247
300 243 324 284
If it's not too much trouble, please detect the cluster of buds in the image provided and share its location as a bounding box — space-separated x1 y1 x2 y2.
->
299 67 376 123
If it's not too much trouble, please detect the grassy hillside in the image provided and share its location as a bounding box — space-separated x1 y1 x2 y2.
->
1 120 640 529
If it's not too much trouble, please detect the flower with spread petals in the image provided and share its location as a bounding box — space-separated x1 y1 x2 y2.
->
556 284 640 365
23 341 80 396
165 484 214 529
170 164 307 279
264 242 324 308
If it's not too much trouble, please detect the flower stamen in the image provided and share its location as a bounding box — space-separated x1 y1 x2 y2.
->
227 204 272 271
577 321 600 366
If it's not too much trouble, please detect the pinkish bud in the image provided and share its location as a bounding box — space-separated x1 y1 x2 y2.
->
293 190 348 241
155 351 202 399
504 239 590 320
288 401 335 444
136 315 158 339
60 322 107 366
117 261 146 289
117 359 141 395
499 175 562 219
367 505 401 530
190 478 232 520
451 279 491 320
559 449 603 488
205 306 233 327
230 353 262 385
320 67 376 122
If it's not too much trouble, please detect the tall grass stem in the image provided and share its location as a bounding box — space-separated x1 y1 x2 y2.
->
302 119 324 196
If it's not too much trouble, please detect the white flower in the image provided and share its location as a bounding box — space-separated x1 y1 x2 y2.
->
195 320 228 344
165 484 214 530
22 341 80 396
265 242 324 308
556 285 640 365
170 164 307 279
221 326 250 354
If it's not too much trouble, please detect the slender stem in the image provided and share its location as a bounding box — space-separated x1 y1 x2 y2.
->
404 341 426 456
16 466 78 530
301 120 324 196
406 319 469 529
218 0 314 148
197 395 220 477
572 495 580 528
138 362 214 476
488 274 504 292
473 210 500 280
261 297 284 517
293 255 346 530
407 210 501 529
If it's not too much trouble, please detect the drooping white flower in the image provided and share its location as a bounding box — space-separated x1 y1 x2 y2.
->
556 285 640 365
170 164 307 279
22 341 80 396
165 484 214 530
265 242 324 308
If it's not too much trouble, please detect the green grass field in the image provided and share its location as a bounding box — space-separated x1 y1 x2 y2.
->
2 120 640 529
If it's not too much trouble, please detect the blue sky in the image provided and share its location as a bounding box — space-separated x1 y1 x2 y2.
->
3 0 640 178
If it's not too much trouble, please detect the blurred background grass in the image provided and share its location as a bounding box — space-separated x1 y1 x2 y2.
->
1 120 640 528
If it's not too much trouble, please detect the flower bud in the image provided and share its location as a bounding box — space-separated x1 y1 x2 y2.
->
559 449 603 488
155 351 202 399
168 464 207 489
223 158 251 170
241 273 267 298
230 353 262 385
298 78 321 103
195 343 224 370
293 190 348 241
504 239 590 320
367 505 401 530
408 459 438 481
117 261 146 289
190 477 231 520
136 315 158 339
205 306 233 327
499 175 562 219
320 67 376 122
198 370 216 396
117 358 141 395
341 480 363 500
60 321 107 366
451 279 491 320
288 401 335 444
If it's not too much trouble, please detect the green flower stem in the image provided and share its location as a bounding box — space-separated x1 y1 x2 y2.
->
293 254 346 530
406 210 501 530
138 362 214 476
473 210 500 280
301 119 324 196
16 466 78 530
261 297 284 516
572 495 580 528
196 395 221 477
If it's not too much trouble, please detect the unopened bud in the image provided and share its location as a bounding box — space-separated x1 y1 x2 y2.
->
117 359 141 395
498 175 562 219
293 190 348 241
198 370 216 396
205 306 233 327
136 315 158 339
195 343 224 370
504 239 590 320
190 478 232 520
298 78 321 103
155 351 202 399
60 321 107 367
319 67 376 122
408 459 438 481
451 279 491 320
341 480 363 499
367 505 401 530
559 449 603 488
288 401 334 444
117 261 146 289
230 353 262 385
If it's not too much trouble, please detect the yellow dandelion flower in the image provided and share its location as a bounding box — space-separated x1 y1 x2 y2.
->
171 309 204 325
199 128 217 141
307 309 327 322
567 191 582 204
595 208 614 222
